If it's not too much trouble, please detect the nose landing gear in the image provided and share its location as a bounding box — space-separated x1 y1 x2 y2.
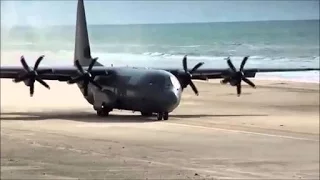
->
157 112 169 120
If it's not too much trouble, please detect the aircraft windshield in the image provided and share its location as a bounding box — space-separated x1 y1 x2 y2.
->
146 73 181 89
147 74 179 89
148 75 166 87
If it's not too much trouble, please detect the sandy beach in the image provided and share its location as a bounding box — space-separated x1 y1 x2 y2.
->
1 78 319 179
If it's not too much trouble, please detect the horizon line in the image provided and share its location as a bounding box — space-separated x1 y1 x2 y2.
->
1 18 319 28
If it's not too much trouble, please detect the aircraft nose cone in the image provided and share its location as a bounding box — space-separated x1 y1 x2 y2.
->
164 90 179 110
143 89 180 113
168 91 177 103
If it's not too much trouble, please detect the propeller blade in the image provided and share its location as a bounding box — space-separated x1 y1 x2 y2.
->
227 59 237 72
240 56 249 71
182 55 188 73
189 81 199 96
223 56 256 96
179 55 205 96
236 83 241 97
88 57 98 71
34 55 44 70
242 77 256 88
14 55 51 97
75 60 85 74
30 83 35 97
68 58 103 97
83 82 88 96
190 62 204 74
35 77 50 89
20 56 31 72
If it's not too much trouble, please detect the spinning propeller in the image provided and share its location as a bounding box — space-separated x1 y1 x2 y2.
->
67 58 102 96
221 56 256 96
13 55 51 97
180 55 206 96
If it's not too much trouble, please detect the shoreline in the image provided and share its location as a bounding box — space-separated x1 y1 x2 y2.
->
1 19 319 28
249 77 319 84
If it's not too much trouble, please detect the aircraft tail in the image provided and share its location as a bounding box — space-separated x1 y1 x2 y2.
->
74 0 102 66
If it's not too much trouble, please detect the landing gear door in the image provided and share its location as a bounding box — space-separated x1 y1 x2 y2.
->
93 88 117 108
92 76 117 108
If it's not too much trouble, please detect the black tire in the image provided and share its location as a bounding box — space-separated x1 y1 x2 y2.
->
96 109 109 117
157 113 163 120
103 111 109 116
163 112 169 120
96 110 103 116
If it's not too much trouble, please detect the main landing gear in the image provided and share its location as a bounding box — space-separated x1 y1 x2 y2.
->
141 112 153 117
95 104 112 117
140 111 169 120
157 112 169 120
96 109 109 117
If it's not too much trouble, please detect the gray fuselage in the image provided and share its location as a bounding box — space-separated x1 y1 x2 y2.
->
77 67 183 113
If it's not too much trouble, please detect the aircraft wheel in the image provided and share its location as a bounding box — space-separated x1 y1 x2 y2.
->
96 110 103 116
157 113 163 120
96 109 109 117
163 112 169 120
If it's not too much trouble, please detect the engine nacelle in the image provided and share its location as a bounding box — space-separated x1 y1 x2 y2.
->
229 79 238 86
23 79 32 86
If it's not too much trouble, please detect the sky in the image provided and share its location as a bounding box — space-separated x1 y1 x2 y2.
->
1 0 319 27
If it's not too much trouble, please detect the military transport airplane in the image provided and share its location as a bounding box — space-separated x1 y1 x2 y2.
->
1 0 319 120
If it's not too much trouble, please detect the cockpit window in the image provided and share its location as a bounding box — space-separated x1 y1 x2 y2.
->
147 74 177 89
148 75 166 87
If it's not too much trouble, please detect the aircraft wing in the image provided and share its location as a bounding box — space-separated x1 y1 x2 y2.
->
0 56 110 81
0 56 318 97
159 56 319 96
0 57 112 96
162 66 319 87
167 67 320 79
0 66 109 81
162 56 319 80
1 56 318 82
5 65 317 81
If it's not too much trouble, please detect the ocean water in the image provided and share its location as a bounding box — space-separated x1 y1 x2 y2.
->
1 20 319 83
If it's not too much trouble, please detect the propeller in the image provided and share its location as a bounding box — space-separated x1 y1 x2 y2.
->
13 55 52 97
221 56 256 96
180 55 206 96
67 58 102 96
